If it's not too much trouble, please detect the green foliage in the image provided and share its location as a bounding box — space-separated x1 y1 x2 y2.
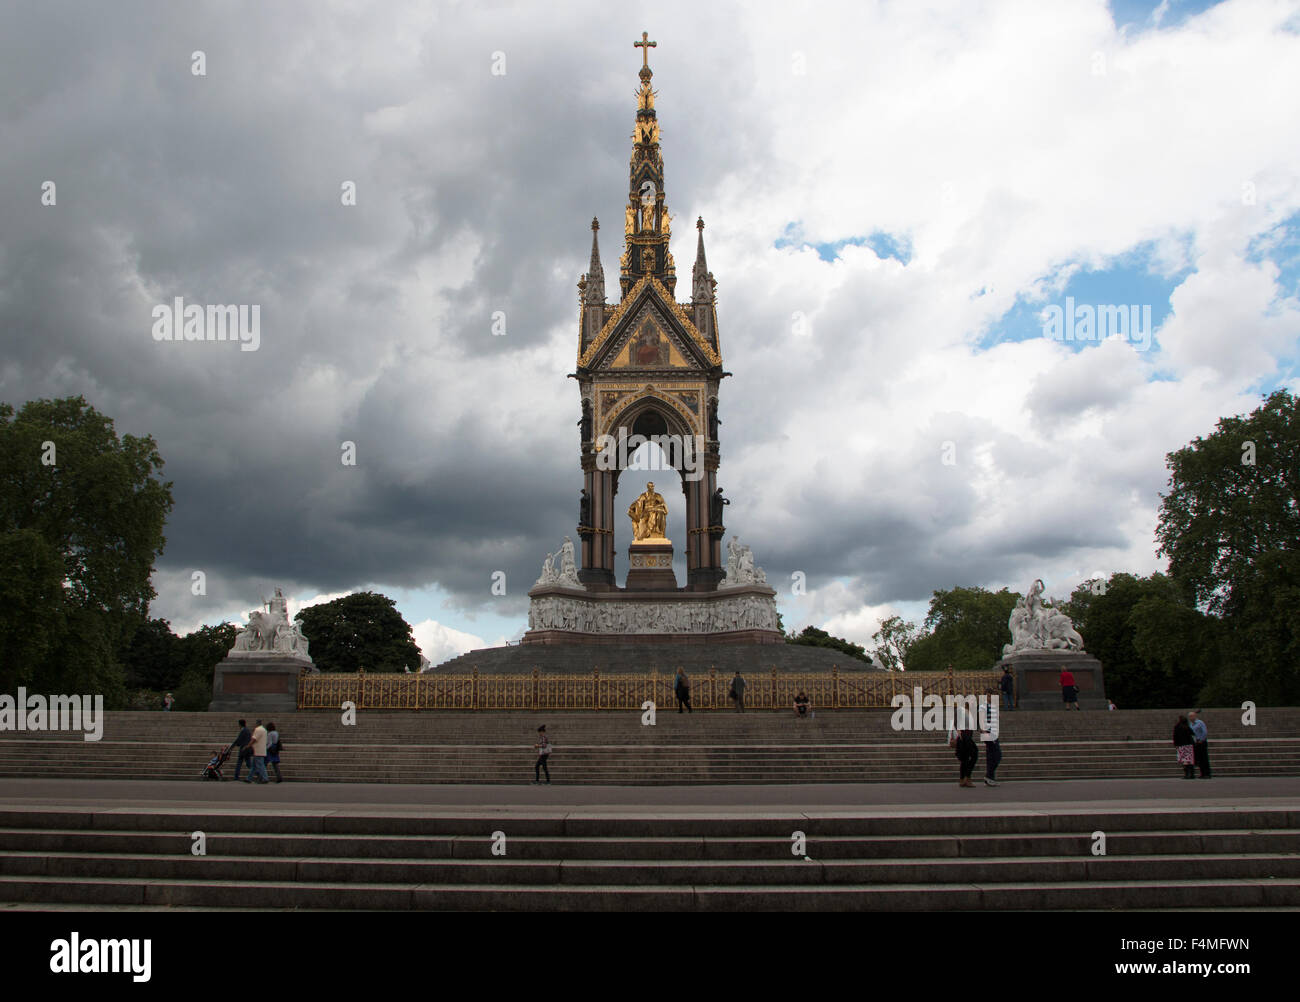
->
119 618 237 702
176 622 238 686
1062 573 1218 709
1156 389 1299 613
904 586 1018 670
871 615 917 671
173 670 213 712
122 618 181 690
294 591 422 673
1155 389 1300 703
787 626 871 662
0 397 172 704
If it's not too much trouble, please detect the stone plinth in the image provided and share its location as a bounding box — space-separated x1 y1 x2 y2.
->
625 541 677 591
997 650 1107 711
208 654 314 713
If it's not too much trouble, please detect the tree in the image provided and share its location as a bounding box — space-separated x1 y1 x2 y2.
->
904 586 1018 670
121 617 182 690
787 626 871 663
1062 573 1218 709
178 622 238 677
1156 389 1298 612
871 615 917 671
1155 389 1300 702
294 591 422 673
0 397 172 703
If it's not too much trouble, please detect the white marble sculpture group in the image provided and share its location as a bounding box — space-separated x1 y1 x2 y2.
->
1003 578 1085 656
534 536 584 589
722 536 766 587
230 587 313 661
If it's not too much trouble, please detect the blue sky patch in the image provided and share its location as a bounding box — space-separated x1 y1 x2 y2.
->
981 240 1194 354
776 223 913 265
1109 0 1228 31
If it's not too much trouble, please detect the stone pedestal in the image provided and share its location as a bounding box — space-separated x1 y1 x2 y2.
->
625 541 677 591
208 654 314 713
997 650 1107 711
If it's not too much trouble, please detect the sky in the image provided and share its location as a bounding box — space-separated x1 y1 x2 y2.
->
2 0 1298 665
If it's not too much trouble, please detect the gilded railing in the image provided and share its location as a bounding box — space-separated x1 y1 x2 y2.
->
297 667 1002 711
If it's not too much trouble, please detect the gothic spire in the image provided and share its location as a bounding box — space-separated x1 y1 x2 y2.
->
621 31 675 298
584 217 605 304
692 216 713 304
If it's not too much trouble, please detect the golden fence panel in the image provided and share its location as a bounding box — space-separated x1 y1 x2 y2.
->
297 667 1003 711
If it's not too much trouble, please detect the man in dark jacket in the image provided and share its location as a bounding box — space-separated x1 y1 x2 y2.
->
999 667 1015 710
232 719 253 781
730 671 747 713
1188 709 1211 778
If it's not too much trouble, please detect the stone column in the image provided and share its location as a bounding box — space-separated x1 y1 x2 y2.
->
686 459 723 591
579 467 617 589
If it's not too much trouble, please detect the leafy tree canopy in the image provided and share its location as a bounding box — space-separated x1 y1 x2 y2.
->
294 591 422 674
0 397 172 701
787 625 871 663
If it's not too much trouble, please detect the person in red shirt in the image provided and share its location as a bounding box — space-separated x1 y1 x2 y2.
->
1059 668 1080 710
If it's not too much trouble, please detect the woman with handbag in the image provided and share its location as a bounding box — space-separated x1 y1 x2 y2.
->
949 726 979 787
1173 715 1195 779
533 725 551 784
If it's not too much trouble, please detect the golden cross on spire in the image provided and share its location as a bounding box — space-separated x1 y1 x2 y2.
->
634 31 656 68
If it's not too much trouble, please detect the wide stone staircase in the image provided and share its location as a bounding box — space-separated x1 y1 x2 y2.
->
0 708 1296 784
1 804 1297 910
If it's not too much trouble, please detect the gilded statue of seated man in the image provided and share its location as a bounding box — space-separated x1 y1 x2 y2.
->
627 481 668 541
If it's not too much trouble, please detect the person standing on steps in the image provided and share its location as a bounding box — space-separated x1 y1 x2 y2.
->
730 670 747 712
1188 709 1211 778
999 667 1014 711
949 721 979 787
231 718 252 781
1173 714 1195 779
1059 666 1080 710
983 687 1003 786
533 725 551 783
266 721 283 783
674 669 692 713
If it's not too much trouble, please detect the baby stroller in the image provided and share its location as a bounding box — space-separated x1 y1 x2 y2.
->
201 743 234 781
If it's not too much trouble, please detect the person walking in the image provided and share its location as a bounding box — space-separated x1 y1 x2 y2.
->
949 725 979 787
1188 709 1211 778
674 670 693 713
533 725 551 784
730 671 747 713
242 720 269 784
983 688 1003 786
266 721 283 783
999 667 1014 711
1059 667 1080 710
231 719 253 781
1173 715 1195 779
162 692 174 712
